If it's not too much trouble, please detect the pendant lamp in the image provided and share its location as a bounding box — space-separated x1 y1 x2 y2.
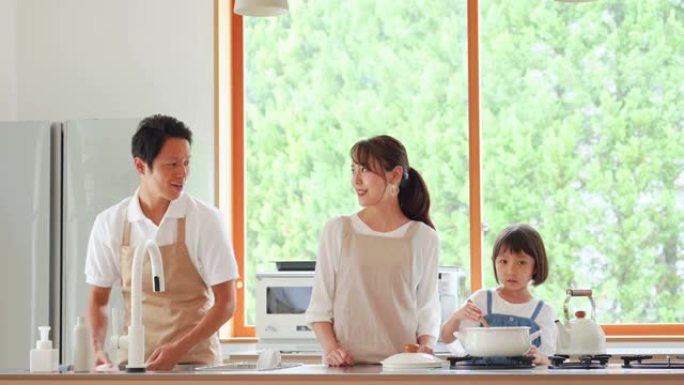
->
234 0 289 17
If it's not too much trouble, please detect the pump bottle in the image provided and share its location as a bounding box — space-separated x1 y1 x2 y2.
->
29 326 58 372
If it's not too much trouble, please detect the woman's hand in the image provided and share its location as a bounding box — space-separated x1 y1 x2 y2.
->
324 346 354 367
526 345 549 366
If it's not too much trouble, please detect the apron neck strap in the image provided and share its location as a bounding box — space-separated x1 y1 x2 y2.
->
177 217 186 243
122 212 131 246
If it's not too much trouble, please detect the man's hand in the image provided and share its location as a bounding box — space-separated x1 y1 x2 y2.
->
146 342 188 371
93 349 112 367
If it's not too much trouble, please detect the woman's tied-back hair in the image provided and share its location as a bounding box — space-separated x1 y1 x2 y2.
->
491 224 548 286
350 135 434 229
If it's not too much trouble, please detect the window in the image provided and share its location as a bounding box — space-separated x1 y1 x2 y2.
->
236 0 468 334
229 0 683 337
480 0 684 328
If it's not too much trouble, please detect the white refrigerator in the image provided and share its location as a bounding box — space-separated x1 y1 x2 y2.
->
0 119 140 370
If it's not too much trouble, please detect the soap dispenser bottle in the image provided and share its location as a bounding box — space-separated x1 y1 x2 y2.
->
30 326 59 372
72 316 91 372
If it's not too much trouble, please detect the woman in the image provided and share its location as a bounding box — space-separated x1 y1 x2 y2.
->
305 135 441 366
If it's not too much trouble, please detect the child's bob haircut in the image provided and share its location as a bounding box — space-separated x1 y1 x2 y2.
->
491 224 548 286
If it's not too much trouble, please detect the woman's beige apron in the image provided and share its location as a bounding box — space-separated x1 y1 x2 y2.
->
332 217 420 364
118 216 221 365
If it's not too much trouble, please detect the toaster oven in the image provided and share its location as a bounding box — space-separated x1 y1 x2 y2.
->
255 272 315 342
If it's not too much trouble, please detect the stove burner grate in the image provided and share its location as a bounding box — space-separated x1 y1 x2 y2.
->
621 355 684 369
548 354 611 370
447 355 534 370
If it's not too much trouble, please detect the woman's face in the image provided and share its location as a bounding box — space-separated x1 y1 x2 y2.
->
350 162 391 207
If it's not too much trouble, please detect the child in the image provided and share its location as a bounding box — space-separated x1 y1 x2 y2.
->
305 135 441 366
440 224 556 365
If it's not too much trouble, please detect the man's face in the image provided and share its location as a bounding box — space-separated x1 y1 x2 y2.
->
137 137 191 202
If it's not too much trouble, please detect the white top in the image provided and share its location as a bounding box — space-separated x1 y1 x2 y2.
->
85 189 239 288
458 288 558 355
305 213 441 338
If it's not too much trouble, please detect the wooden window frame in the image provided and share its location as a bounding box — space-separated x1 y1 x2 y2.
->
224 0 684 339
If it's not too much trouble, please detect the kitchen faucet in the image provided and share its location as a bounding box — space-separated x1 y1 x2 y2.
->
110 239 165 372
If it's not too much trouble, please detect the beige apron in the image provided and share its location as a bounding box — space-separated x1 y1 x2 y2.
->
332 217 420 364
119 216 221 365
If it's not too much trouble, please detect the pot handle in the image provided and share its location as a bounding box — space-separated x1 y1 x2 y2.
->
563 288 596 321
527 330 542 343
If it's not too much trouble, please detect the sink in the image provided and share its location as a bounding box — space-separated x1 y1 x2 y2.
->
193 362 302 372
172 364 205 372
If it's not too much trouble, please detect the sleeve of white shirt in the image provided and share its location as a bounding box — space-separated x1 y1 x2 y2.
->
415 226 441 340
197 207 239 286
84 213 120 288
305 217 342 324
537 302 558 355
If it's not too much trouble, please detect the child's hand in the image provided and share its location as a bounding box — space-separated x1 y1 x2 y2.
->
441 300 486 343
525 346 549 366
454 300 484 323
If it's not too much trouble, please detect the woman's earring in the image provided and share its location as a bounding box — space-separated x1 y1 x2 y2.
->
388 184 400 197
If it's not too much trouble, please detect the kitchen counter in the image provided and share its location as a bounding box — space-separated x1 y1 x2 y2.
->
1 364 684 385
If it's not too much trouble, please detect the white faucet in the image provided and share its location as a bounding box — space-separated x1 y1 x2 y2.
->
110 239 165 372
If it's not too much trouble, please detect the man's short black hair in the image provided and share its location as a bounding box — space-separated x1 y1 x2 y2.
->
131 114 192 169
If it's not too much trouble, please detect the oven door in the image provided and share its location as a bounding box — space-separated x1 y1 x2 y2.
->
256 273 315 339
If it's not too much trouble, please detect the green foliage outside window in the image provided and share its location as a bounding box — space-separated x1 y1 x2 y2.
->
243 0 683 326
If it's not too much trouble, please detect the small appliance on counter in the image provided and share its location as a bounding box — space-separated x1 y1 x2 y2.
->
274 261 316 271
437 266 466 332
255 271 318 352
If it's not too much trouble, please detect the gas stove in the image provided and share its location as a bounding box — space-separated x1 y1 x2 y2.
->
548 354 611 369
447 355 534 370
621 355 684 369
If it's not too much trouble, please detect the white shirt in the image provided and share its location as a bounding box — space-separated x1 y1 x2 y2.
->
457 288 558 355
85 189 239 288
305 213 441 339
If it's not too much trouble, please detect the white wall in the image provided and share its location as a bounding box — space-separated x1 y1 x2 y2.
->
0 0 17 120
5 0 215 202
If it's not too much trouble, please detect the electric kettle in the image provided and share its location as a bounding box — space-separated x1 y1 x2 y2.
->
555 289 607 355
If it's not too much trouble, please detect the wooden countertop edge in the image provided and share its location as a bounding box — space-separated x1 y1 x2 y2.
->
1 371 684 385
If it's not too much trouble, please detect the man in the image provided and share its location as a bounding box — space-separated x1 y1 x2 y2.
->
85 114 237 370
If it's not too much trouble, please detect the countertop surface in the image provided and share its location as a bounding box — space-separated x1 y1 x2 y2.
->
3 362 684 376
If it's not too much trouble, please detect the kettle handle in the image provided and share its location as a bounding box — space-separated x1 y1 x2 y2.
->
563 289 596 321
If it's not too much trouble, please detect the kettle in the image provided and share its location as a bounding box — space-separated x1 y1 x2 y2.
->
555 289 607 355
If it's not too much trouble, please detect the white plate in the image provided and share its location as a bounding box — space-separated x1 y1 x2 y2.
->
381 352 445 370
382 362 443 370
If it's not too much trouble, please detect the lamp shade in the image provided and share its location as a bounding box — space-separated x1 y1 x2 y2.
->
234 0 289 17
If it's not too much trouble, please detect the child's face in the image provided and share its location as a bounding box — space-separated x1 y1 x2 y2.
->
495 247 536 291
